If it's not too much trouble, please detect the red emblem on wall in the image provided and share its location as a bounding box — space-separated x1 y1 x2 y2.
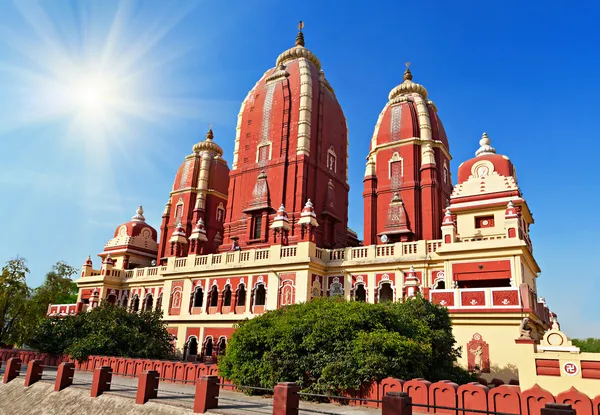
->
467 333 490 373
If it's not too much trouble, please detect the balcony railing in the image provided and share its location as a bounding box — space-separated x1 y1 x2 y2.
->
429 287 523 309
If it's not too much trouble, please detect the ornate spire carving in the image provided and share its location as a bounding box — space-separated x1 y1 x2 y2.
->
476 132 496 157
296 21 305 47
131 206 146 222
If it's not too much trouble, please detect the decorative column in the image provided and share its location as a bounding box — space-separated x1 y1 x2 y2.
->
169 221 188 257
363 156 378 246
441 208 457 243
404 266 421 298
298 199 319 243
504 201 520 239
189 219 208 254
270 204 291 245
420 143 440 240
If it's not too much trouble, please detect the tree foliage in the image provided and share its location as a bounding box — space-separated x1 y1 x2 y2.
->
0 257 31 346
218 296 475 395
572 338 600 353
30 304 176 362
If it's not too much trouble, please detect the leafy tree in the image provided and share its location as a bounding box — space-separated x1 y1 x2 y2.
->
218 296 475 395
30 304 176 362
0 257 31 346
572 338 600 353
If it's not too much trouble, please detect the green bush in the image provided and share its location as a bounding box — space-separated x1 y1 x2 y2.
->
572 338 600 353
30 304 175 362
218 296 475 394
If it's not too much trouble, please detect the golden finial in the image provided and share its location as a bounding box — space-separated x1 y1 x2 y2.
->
403 61 413 81
295 20 305 47
206 125 214 140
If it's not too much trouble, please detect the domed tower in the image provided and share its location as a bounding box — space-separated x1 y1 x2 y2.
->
443 133 534 252
157 129 229 264
222 22 357 250
100 206 158 269
363 64 453 245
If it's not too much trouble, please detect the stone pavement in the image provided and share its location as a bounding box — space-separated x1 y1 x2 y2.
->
1 366 381 414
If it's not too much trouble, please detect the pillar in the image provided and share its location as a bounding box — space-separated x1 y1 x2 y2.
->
3 358 21 384
90 366 112 397
54 362 75 392
136 370 159 404
383 391 412 415
24 359 44 387
273 382 300 415
193 375 219 413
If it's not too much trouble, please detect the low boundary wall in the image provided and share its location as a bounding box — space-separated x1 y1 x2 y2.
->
2 349 599 415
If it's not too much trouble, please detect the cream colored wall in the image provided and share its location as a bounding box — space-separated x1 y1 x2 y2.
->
451 317 523 382
455 208 505 239
514 343 600 396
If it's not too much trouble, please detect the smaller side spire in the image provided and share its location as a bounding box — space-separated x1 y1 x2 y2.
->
131 205 146 222
476 132 496 157
295 20 305 47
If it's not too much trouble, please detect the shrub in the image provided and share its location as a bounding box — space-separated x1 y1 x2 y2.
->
218 295 475 394
30 304 175 361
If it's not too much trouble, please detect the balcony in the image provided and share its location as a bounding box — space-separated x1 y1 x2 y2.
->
429 287 522 310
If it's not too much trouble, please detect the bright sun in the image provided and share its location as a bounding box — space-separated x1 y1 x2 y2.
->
74 75 111 114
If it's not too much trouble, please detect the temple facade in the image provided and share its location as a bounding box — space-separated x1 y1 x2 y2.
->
49 25 558 383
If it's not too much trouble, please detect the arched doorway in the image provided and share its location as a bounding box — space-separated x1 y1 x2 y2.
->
188 337 198 357
379 283 394 303
355 284 366 302
209 286 219 307
223 285 232 307
132 295 140 312
144 294 153 311
192 286 204 308
236 285 246 306
106 294 117 305
203 337 214 362
254 284 266 306
155 294 163 312
217 337 227 356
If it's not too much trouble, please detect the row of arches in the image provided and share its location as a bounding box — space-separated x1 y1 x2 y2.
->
104 292 163 313
170 282 268 315
184 335 227 362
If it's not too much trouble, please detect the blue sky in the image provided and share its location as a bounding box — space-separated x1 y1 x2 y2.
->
0 0 598 338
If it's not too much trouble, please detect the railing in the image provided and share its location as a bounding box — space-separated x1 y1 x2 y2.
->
351 247 369 259
174 258 187 268
255 249 269 260
376 245 394 257
280 246 297 258
329 249 345 261
429 287 522 309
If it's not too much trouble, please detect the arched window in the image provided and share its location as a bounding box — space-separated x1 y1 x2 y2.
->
327 147 337 173
223 285 232 307
192 286 204 308
170 289 182 309
144 294 153 311
106 294 117 305
121 295 128 308
379 283 394 303
187 337 198 356
217 337 227 355
254 284 266 306
433 280 446 290
355 284 366 302
236 285 246 307
132 295 140 312
156 294 163 312
209 286 219 307
203 337 213 357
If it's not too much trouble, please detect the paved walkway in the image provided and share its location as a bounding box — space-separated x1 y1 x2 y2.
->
2 366 381 414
